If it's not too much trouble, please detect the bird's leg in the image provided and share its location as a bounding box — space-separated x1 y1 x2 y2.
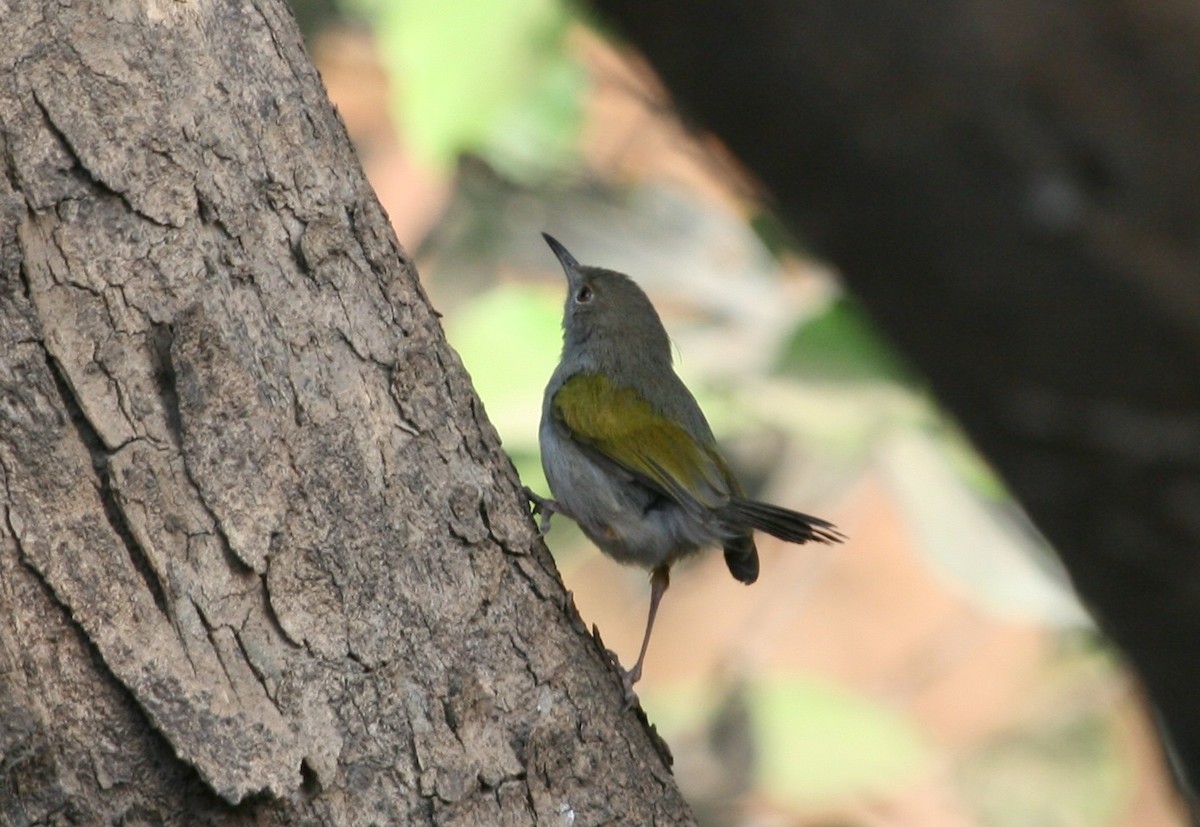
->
616 566 670 705
522 486 573 535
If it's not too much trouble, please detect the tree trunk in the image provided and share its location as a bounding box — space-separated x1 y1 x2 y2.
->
0 1 688 823
593 0 1200 805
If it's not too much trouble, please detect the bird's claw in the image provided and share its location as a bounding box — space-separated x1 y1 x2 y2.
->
615 664 641 708
522 486 555 535
522 487 546 532
594 628 640 708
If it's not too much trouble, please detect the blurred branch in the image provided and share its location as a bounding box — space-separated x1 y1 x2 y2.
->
591 0 1200 810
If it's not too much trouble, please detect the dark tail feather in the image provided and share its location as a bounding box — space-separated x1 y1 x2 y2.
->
722 532 760 584
722 498 844 545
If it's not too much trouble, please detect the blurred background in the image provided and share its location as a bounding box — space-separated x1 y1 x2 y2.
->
291 1 1187 824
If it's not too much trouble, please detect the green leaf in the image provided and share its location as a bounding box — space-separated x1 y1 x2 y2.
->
642 677 927 807
445 282 562 453
346 0 584 179
751 677 928 806
778 298 913 385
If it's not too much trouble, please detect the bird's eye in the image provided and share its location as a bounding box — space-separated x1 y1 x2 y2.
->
575 285 593 303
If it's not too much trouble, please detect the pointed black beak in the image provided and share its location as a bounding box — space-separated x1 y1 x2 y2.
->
542 233 581 274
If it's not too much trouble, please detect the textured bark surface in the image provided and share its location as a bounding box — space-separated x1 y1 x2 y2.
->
593 0 1200 801
0 1 689 824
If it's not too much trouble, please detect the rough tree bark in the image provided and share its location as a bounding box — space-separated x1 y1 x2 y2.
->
0 1 688 824
593 0 1200 805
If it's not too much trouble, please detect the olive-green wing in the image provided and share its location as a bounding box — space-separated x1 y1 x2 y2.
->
551 372 732 513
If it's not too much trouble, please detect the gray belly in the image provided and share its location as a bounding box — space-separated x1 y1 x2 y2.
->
539 419 721 569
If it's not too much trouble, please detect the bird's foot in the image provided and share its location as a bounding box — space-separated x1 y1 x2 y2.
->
616 666 641 709
594 626 641 708
522 487 569 536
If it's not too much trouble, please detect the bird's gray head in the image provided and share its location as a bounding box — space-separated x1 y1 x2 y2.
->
542 233 672 371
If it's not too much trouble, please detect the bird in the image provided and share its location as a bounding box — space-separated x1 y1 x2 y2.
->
527 233 843 702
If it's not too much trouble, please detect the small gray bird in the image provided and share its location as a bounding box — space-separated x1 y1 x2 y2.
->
528 233 843 700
